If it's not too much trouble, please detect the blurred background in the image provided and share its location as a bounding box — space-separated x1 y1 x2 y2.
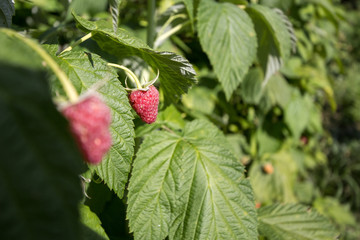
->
7 0 360 239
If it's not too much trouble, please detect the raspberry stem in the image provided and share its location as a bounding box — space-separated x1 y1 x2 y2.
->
59 32 93 55
1 29 79 102
107 63 143 89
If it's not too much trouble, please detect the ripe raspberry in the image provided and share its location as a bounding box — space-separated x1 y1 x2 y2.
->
128 85 159 124
61 95 112 165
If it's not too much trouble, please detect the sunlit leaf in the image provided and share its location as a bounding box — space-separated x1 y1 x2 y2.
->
197 0 257 100
127 120 258 240
258 203 339 240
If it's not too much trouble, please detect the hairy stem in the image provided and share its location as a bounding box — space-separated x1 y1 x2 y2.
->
107 63 142 89
2 29 78 102
59 32 93 55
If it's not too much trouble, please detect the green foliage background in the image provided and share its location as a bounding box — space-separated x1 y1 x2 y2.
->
0 0 359 239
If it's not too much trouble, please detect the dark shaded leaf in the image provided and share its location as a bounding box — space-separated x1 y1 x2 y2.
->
72 13 197 103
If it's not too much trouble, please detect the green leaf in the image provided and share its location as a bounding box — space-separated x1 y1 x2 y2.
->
256 127 282 156
26 0 62 12
219 0 248 4
249 150 298 204
307 0 339 28
284 92 312 139
197 0 257 100
258 203 339 240
80 205 109 240
135 104 185 138
109 0 121 32
182 0 200 29
54 50 135 198
259 0 293 12
127 120 258 240
241 67 264 104
307 103 323 133
246 5 292 84
182 86 216 115
225 133 246 162
0 63 84 239
262 74 293 109
273 8 297 53
72 13 197 103
0 30 43 69
313 197 357 227
0 0 14 27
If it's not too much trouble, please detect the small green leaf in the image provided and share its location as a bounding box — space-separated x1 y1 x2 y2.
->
72 13 197 103
182 0 200 29
256 127 282 156
284 92 312 139
307 0 339 28
262 74 293 109
0 0 14 27
0 63 84 239
250 150 298 204
258 203 339 240
197 0 257 100
241 67 264 104
182 86 216 115
80 205 109 240
258 0 293 12
127 120 258 240
246 5 292 84
314 197 357 227
54 50 135 198
25 0 62 12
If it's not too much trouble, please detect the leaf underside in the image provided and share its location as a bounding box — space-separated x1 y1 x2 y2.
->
246 5 292 86
73 13 197 104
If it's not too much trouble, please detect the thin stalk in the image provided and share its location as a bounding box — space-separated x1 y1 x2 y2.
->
147 0 156 48
154 21 190 49
2 29 78 102
107 63 142 89
59 32 93 55
157 13 187 38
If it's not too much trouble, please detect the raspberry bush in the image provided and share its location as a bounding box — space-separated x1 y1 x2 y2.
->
1 0 359 240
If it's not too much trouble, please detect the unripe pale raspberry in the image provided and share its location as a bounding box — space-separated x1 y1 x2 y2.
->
262 163 274 174
128 85 159 124
61 95 112 165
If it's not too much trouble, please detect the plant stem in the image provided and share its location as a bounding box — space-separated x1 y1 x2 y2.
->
154 21 190 49
107 63 142 89
147 0 156 48
2 29 78 102
59 32 93 55
157 13 187 38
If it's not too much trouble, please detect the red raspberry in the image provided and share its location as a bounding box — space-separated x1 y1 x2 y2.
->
61 95 112 165
128 86 159 124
